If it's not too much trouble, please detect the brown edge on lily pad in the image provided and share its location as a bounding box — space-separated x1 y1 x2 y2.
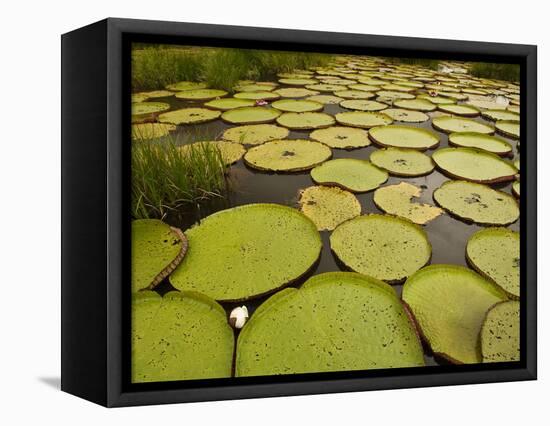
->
478 300 518 363
368 129 440 151
243 143 332 173
146 226 189 290
433 152 517 184
432 119 495 135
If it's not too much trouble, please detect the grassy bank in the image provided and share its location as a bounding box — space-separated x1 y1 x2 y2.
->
390 57 440 70
470 62 520 83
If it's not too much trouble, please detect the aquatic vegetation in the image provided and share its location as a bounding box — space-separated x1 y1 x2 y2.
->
513 180 520 197
375 90 415 100
203 97 255 110
235 272 425 376
221 106 280 124
432 116 494 134
481 109 520 122
480 301 520 363
310 126 370 149
131 102 171 123
393 98 437 112
166 81 209 91
370 148 434 176
134 90 174 100
382 108 429 123
278 77 318 86
179 141 246 165
306 83 347 92
470 62 520 82
466 228 519 298
417 94 455 105
432 147 517 183
433 180 519 225
276 112 335 129
334 90 375 100
158 107 221 125
131 220 187 292
233 91 281 100
132 291 234 382
403 265 508 364
299 186 361 231
374 182 443 225
330 214 431 283
495 120 520 139
369 125 439 150
169 204 322 301
235 83 277 92
132 123 176 141
311 159 388 192
306 94 344 105
437 104 481 117
339 99 388 111
175 88 228 100
222 124 289 145
271 99 324 113
335 111 393 128
273 87 320 98
244 139 332 172
448 132 512 155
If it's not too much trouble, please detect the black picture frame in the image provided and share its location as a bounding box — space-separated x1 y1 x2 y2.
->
61 17 537 407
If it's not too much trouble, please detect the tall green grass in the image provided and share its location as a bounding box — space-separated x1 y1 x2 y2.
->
390 57 440 70
469 62 520 83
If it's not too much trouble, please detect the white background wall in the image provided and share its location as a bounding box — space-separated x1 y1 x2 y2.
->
0 0 546 423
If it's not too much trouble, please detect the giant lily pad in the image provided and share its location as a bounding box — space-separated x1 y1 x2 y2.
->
402 265 508 364
233 91 281 100
311 159 388 192
234 83 277 92
132 123 176 140
272 99 324 113
417 94 455 105
334 90 375 100
306 83 347 92
306 94 344 105
132 291 234 382
222 124 289 145
512 180 520 198
375 90 415 100
495 120 520 139
134 90 174 99
448 132 512 155
279 78 318 86
244 139 331 172
432 116 494 134
299 186 361 231
131 220 187 292
467 228 519 299
170 204 322 301
481 109 520 122
370 148 435 176
158 108 221 125
330 214 431 283
274 88 320 98
437 104 480 117
480 301 520 363
204 98 255 110
374 182 443 225
433 180 519 225
340 99 388 111
369 125 439 150
335 111 393 128
235 272 425 376
165 81 208 91
393 98 437 112
179 141 245 165
221 107 281 124
310 126 370 149
276 112 335 130
432 147 517 183
175 89 228 101
132 102 170 123
382 108 429 123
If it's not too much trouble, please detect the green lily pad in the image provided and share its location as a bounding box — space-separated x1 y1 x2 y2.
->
170 204 322 301
375 91 416 100
244 139 332 172
158 107 221 125
466 98 508 110
234 83 277 92
221 107 281 124
438 91 469 101
432 116 494 134
235 272 425 377
347 83 380 92
433 180 519 225
179 141 245 165
132 93 150 103
299 186 361 231
330 214 431 283
134 90 174 99
382 108 429 123
507 105 520 114
481 109 520 122
373 182 443 225
306 95 344 105
339 99 388 111
279 78 318 86
165 81 208 91
437 104 480 117
276 112 335 130
381 84 416 93
402 265 508 364
512 180 520 197
305 83 347 92
132 123 176 140
369 125 439 150
310 126 370 149
335 111 393 129
274 88 320 98
131 220 187 292
222 124 289 145
417 94 455 105
467 228 519 299
393 98 437 112
132 291 234 382
175 89 228 101
334 90 375 100
448 132 512 155
370 148 434 176
271 99 324 113
132 102 170 123
311 159 388 192
432 147 517 183
233 91 281 100
495 120 520 140
204 98 255 110
480 301 520 363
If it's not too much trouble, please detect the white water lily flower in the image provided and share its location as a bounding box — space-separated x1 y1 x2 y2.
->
229 306 249 329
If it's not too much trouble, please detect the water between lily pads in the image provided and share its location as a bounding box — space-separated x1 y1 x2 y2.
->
150 93 520 367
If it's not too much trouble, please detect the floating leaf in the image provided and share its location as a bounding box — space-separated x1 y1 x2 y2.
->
175 89 228 100
276 112 335 130
512 180 520 197
132 102 170 123
134 90 174 99
448 132 512 155
370 148 434 176
222 124 289 145
279 78 318 86
233 91 281 100
271 99 324 113
339 99 388 111
437 104 480 117
221 107 281 124
369 125 439 150
481 109 520 122
335 111 393 128
306 95 344 105
274 87 320 98
334 90 375 99
382 108 429 123
311 159 388 192
158 107 221 125
204 98 255 110
234 83 277 92
310 126 370 149
393 98 437 112
375 90 416 100
417 94 455 105
306 83 347 92
165 81 208 91
132 123 176 140
480 301 520 363
495 120 520 139
432 116 494 134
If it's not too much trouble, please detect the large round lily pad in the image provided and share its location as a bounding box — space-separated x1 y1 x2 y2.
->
369 125 439 150
299 186 361 231
480 301 520 363
204 97 255 110
437 104 480 117
131 220 187 292
330 214 431 283
132 123 176 140
170 204 322 301
233 91 281 100
417 94 455 105
135 90 174 99
310 126 370 149
132 291 234 382
279 78 318 86
393 98 437 112
306 94 344 105
244 139 331 172
222 124 289 145
335 111 393 128
374 182 443 225
513 180 520 198
132 102 170 122
234 83 277 92
306 83 347 92
432 147 517 183
402 264 508 364
175 89 228 101
221 107 281 124
311 159 388 192
495 120 520 139
467 228 519 299
276 112 335 130
448 132 512 155
481 109 520 122
334 90 375 100
340 99 388 111
179 141 245 165
382 108 429 123
274 88 320 98
271 99 324 113
370 148 435 176
235 272 425 376
432 116 494 134
158 107 221 125
433 180 519 225
375 90 415 100
165 81 208 91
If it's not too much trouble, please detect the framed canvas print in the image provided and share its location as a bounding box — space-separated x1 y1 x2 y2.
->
61 18 537 407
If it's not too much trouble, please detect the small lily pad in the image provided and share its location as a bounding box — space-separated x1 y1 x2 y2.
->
369 125 439 150
221 107 281 124
271 99 324 113
158 107 221 125
331 214 431 283
480 301 520 363
433 180 519 225
222 124 289 145
276 112 335 130
179 141 245 165
448 132 512 155
274 88 320 98
234 91 281 100
310 126 370 149
382 108 429 123
437 104 480 117
335 111 393 128
340 99 388 111
132 102 170 123
244 139 332 172
495 120 520 140
165 81 208 91
393 98 437 112
204 98 255 110
432 116 494 134
299 186 361 231
306 95 344 105
370 148 434 176
175 89 228 101
132 123 176 140
481 109 520 122
311 159 388 192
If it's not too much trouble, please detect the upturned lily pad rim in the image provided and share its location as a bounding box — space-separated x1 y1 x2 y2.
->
221 107 281 124
432 116 495 135
276 112 336 130
369 125 440 150
174 89 228 100
437 103 481 117
271 99 324 113
335 111 393 129
158 107 221 125
370 148 435 177
203 97 256 110
495 120 520 139
448 131 512 155
311 159 389 193
480 300 520 363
